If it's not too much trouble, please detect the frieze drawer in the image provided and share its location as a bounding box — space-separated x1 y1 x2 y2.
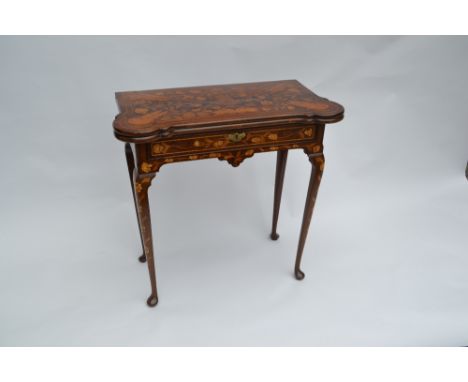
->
150 125 317 157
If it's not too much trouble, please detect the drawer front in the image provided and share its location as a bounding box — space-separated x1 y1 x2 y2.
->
150 125 317 158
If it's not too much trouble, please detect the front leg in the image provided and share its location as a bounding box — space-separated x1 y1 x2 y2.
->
294 148 325 280
132 170 159 307
270 150 288 240
124 143 147 263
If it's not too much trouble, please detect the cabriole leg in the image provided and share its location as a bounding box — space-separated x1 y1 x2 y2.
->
125 143 147 263
270 150 288 240
132 170 159 307
294 153 325 280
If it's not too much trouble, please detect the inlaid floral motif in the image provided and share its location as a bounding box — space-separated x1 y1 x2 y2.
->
141 162 152 173
152 144 166 154
114 80 344 140
151 126 316 158
143 124 324 174
314 156 325 171
213 140 225 148
135 176 152 193
147 139 323 173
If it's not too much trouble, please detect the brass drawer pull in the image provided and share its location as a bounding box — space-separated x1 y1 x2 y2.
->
228 132 246 143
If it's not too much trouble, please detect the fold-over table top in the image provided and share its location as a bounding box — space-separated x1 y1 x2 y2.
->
113 80 344 141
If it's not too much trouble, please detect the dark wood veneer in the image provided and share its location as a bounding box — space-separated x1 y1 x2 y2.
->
113 80 344 307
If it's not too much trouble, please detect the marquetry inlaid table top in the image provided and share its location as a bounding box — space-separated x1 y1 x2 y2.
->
113 80 344 142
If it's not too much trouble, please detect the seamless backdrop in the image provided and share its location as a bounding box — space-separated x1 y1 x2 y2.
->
1 36 468 346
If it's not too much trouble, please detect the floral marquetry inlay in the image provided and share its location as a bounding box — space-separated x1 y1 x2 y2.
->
114 80 344 141
141 162 152 173
145 135 325 174
152 143 167 154
314 156 325 171
135 176 153 193
150 126 318 159
114 81 345 308
304 128 314 137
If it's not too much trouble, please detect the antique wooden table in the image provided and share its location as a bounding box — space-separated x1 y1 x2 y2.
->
113 80 344 307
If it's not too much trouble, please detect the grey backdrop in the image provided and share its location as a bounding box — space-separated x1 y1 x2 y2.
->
1 36 467 346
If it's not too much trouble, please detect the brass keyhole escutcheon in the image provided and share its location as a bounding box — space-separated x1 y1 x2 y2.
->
228 132 246 143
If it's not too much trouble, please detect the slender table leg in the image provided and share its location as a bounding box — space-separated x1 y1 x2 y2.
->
270 149 288 240
125 143 147 263
132 170 159 307
294 153 325 280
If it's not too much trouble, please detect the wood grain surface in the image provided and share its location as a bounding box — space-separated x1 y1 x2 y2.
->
113 80 344 142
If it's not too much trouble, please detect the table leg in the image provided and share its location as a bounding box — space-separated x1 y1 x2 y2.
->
294 153 325 280
124 143 147 263
270 149 288 240
132 170 159 307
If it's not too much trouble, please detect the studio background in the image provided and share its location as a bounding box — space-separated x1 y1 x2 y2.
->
1 36 467 346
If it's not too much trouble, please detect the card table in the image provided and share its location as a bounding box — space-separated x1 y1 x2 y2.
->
113 80 344 307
